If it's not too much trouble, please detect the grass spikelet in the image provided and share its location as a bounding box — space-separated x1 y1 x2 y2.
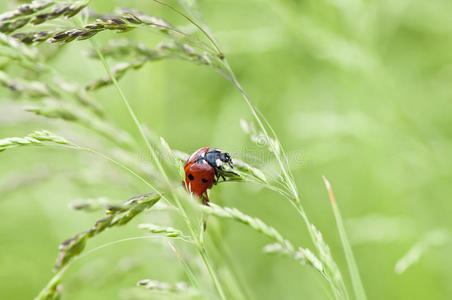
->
263 243 324 274
201 203 330 278
82 41 217 91
25 100 135 149
82 40 218 91
160 137 185 180
0 32 38 62
240 119 277 153
0 130 71 152
54 193 161 270
138 223 182 238
32 11 172 44
0 0 88 34
157 40 216 66
134 279 203 299
26 100 77 121
231 158 268 183
0 60 102 115
34 267 65 300
84 60 147 91
0 70 56 98
86 39 160 59
309 222 343 282
137 279 190 293
30 1 88 25
395 229 449 275
68 197 124 212
0 1 55 23
240 116 347 296
203 203 294 252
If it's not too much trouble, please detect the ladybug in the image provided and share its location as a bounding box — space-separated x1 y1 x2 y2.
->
184 147 236 204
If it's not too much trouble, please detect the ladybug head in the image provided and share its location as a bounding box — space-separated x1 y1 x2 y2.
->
219 152 233 168
204 149 234 169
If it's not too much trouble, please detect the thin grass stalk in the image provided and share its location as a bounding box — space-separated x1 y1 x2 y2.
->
34 265 68 300
164 5 349 297
150 0 223 57
78 146 158 190
38 235 190 300
136 278 197 295
167 241 200 289
145 1 347 296
323 176 367 300
87 30 227 300
0 36 104 115
207 230 256 300
222 53 348 300
0 131 160 201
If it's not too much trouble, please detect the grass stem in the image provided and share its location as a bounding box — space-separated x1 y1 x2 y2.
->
323 176 367 300
88 33 227 300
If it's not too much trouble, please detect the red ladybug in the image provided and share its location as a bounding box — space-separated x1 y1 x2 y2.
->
184 147 236 204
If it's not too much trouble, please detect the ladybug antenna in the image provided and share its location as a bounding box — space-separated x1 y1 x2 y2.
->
227 156 234 168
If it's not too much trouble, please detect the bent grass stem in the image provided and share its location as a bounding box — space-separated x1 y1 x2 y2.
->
88 33 227 300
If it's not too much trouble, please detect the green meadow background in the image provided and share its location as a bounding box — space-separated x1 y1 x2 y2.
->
1 0 451 299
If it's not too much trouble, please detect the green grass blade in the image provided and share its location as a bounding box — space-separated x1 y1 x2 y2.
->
323 176 367 300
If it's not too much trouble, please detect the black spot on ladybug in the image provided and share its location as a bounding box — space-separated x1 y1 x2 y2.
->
188 174 194 180
202 178 208 183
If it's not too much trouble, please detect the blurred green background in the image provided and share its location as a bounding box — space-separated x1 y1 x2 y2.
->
1 0 451 299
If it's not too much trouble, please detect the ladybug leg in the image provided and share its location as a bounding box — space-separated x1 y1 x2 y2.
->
214 167 227 182
223 170 239 176
201 193 209 231
213 169 220 184
217 165 238 179
201 192 209 205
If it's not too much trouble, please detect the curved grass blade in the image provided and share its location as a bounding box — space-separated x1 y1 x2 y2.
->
323 176 367 300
